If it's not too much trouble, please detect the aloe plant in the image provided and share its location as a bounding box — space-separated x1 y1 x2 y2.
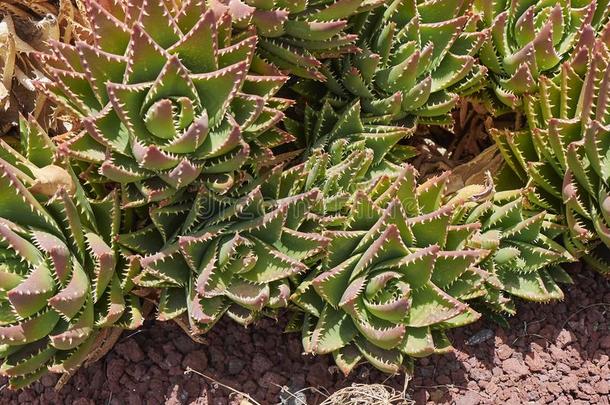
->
118 177 327 332
286 100 416 173
491 29 610 273
0 117 141 388
290 165 489 375
473 0 610 112
449 184 574 316
293 0 488 125
37 0 294 207
209 0 383 80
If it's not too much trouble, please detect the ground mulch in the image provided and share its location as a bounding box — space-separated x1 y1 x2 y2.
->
2 263 610 404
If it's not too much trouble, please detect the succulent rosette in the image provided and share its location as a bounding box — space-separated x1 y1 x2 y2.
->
38 0 295 207
293 0 489 125
0 118 141 388
208 0 384 80
491 28 610 273
290 165 489 375
285 100 416 175
242 148 374 225
118 179 328 333
473 0 610 112
449 185 574 316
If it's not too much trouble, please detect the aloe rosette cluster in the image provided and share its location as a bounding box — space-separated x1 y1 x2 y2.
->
290 165 490 375
209 0 384 80
492 29 610 273
0 118 141 388
449 185 574 315
118 179 328 332
3 0 610 390
37 0 295 207
263 102 418 225
293 0 488 125
473 0 610 111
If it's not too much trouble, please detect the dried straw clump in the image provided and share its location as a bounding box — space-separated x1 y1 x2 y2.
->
319 384 414 405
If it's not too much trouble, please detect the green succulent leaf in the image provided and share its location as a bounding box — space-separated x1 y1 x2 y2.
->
0 119 138 387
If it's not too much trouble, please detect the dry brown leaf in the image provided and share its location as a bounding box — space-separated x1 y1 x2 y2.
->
446 145 503 194
29 164 76 196
0 1 87 134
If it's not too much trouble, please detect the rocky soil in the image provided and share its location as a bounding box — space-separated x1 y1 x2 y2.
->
2 264 610 404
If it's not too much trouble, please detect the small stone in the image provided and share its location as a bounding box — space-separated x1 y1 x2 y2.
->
412 390 429 404
17 391 35 403
525 351 545 372
290 373 306 390
556 330 576 348
458 391 481 405
306 363 328 387
165 350 182 368
496 344 513 361
502 358 528 377
470 368 492 382
419 366 434 377
174 335 198 354
559 375 578 392
579 382 596 395
183 377 201 398
599 335 610 350
243 380 258 395
436 374 451 385
466 329 494 346
212 397 228 405
527 389 540 402
40 374 57 388
260 371 286 389
429 389 445 402
107 357 126 383
556 362 571 373
127 393 142 405
116 339 146 363
208 346 226 370
252 353 273 375
147 346 165 367
182 351 208 372
546 383 561 395
595 380 610 395
485 381 499 395
228 359 245 375
467 380 478 391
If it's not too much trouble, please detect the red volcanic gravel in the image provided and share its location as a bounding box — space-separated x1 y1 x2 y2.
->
2 264 610 404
